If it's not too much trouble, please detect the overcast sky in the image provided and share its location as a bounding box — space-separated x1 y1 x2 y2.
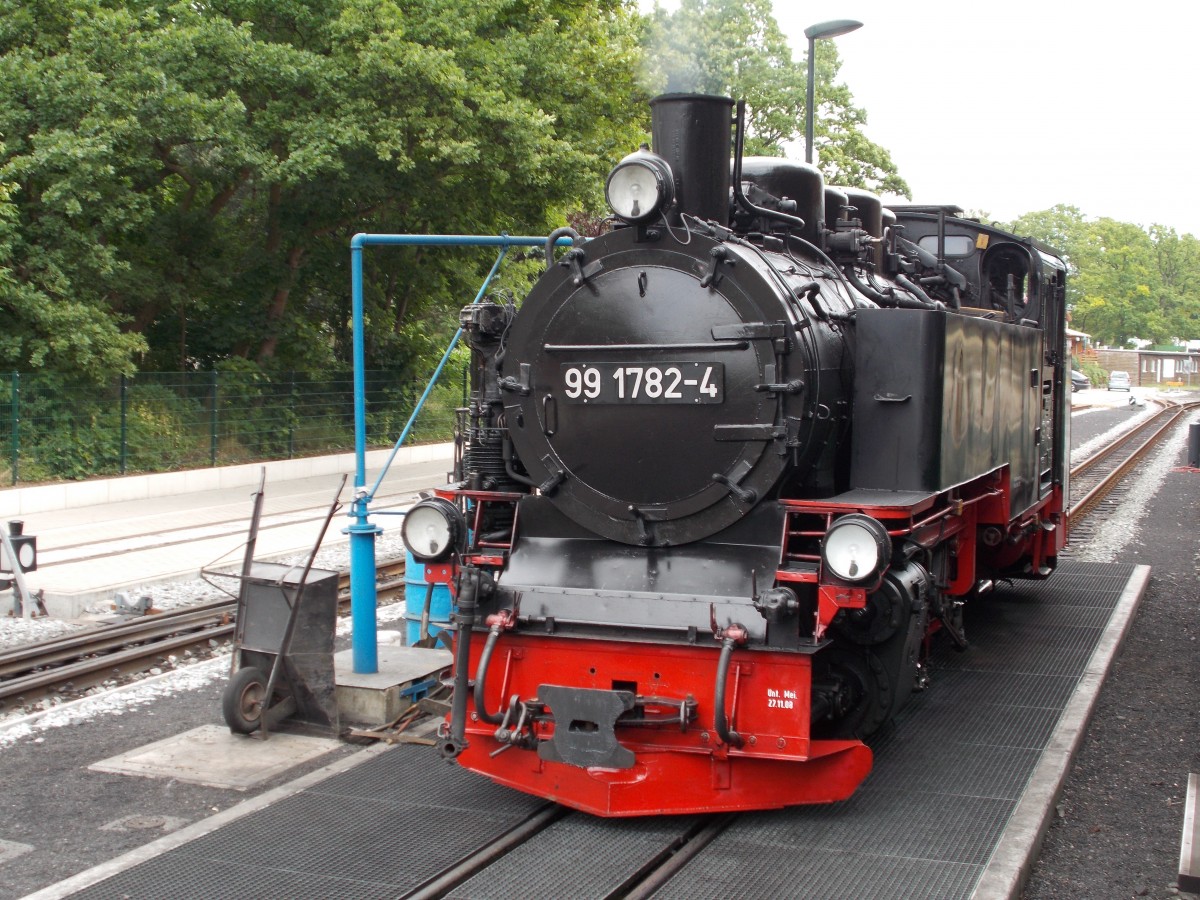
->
772 0 1195 236
647 0 1200 237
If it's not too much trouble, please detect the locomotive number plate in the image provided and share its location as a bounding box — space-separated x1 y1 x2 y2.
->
561 362 723 404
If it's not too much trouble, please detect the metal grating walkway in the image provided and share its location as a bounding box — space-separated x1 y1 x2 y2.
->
656 562 1140 899
60 560 1140 899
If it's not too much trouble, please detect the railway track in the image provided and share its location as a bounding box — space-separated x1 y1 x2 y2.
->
0 560 406 709
1066 398 1200 545
401 803 733 900
31 487 422 572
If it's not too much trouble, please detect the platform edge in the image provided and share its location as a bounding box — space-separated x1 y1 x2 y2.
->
970 562 1152 900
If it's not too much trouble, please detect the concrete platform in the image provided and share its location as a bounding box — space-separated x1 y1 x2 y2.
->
89 725 341 791
2 444 453 618
334 644 452 727
26 560 1148 900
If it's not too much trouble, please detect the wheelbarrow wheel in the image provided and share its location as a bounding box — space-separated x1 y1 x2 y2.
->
223 666 268 734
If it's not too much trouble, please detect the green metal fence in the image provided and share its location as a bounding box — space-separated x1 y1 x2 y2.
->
0 368 465 486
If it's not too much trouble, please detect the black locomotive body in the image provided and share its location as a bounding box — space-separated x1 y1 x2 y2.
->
402 94 1069 816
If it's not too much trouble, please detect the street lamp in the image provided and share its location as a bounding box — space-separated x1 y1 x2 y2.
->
804 18 863 164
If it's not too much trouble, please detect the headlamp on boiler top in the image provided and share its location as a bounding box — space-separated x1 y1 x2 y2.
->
605 148 674 224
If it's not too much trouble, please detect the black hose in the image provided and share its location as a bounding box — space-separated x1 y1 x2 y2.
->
896 273 945 310
794 280 828 320
844 266 940 311
713 637 744 748
732 101 806 232
473 626 505 725
501 435 538 488
842 265 898 306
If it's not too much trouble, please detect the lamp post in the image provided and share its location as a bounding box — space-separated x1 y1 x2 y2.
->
804 19 863 164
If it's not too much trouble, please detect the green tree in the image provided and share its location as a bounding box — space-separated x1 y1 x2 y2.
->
1010 206 1200 347
0 4 154 379
1147 226 1200 341
0 0 646 379
644 0 908 196
1005 205 1088 268
1066 219 1161 347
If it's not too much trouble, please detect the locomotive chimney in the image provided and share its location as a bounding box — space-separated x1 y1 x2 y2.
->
650 93 735 227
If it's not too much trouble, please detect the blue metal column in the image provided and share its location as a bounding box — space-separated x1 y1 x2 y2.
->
349 235 381 674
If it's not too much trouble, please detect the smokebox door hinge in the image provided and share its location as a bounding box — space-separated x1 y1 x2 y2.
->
558 248 603 287
713 424 786 441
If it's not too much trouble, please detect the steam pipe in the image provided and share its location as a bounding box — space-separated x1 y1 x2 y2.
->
502 434 539 488
842 265 899 306
473 625 506 725
844 266 939 311
895 273 944 309
545 227 581 269
732 101 807 232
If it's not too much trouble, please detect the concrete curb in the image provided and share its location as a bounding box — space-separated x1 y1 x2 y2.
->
970 563 1152 899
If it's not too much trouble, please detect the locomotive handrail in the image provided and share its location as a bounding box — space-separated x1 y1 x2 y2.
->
346 232 576 674
542 341 749 352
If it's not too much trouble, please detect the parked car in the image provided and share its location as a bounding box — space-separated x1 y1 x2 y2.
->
1070 370 1090 392
1108 370 1132 391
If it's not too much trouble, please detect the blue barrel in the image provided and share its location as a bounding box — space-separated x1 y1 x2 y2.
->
404 551 454 645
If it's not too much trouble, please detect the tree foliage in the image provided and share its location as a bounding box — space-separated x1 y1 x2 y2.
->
0 0 646 378
1007 205 1200 347
643 0 908 196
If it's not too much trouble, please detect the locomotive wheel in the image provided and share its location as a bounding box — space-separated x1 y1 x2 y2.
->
222 666 268 734
814 647 893 740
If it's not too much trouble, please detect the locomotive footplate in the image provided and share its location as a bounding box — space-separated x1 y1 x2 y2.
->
538 685 636 769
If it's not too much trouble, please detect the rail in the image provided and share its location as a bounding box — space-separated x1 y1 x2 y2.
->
1069 399 1199 522
399 805 735 900
0 560 405 707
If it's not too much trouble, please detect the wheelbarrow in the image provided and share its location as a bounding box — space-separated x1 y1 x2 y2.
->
207 472 345 738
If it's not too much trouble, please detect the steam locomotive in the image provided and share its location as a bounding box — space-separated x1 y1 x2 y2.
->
400 94 1070 816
